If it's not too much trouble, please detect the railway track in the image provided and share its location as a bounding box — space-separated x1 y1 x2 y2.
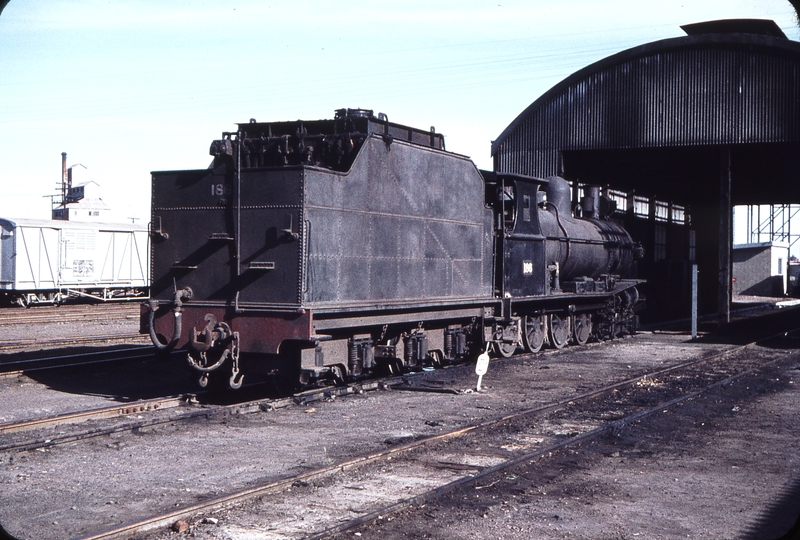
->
64 327 798 540
0 303 140 327
0 304 149 358
0 324 724 454
0 396 191 453
0 303 147 357
0 368 394 454
320 342 795 540
0 334 149 355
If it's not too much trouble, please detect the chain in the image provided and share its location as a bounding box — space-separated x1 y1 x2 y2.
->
231 332 240 365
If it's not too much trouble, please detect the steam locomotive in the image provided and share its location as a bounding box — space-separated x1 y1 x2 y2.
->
143 109 643 390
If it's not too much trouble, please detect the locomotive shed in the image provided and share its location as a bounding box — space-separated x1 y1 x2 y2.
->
492 18 800 325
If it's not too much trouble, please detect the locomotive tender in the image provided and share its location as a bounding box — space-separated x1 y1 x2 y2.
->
143 109 642 390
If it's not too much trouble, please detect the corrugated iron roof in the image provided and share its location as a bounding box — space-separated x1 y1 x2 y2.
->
492 27 800 177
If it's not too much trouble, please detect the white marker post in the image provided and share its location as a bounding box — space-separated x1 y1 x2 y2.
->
475 349 490 392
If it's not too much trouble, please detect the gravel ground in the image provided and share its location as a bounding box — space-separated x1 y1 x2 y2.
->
334 346 800 540
0 306 798 540
0 332 710 539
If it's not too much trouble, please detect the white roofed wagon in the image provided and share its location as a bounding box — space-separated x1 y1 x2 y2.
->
0 218 149 306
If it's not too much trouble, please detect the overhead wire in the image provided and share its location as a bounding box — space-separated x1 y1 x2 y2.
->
1 8 797 126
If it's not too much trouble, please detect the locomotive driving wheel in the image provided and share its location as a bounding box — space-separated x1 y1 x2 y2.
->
495 341 517 358
571 313 593 346
548 314 570 349
493 320 521 358
523 314 547 353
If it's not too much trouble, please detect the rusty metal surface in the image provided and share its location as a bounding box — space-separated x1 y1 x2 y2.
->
148 305 312 355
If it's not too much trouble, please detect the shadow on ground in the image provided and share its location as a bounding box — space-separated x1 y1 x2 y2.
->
644 304 800 347
1 345 287 404
2 345 198 401
742 476 800 540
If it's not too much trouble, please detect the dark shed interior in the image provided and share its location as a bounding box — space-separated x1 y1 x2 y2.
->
491 19 800 323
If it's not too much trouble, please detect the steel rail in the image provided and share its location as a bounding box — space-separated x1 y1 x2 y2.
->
74 328 797 540
0 305 138 326
0 334 148 353
0 376 392 453
0 327 766 453
0 362 376 453
0 396 187 437
0 406 216 455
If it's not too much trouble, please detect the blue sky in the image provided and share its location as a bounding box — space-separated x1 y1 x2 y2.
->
0 1 797 224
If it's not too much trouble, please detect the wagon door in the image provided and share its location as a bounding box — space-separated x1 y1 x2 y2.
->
14 224 59 291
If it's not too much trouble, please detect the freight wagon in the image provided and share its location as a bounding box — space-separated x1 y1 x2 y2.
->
0 218 149 306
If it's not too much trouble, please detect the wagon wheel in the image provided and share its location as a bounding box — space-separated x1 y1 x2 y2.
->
548 314 571 349
523 314 547 353
572 313 593 346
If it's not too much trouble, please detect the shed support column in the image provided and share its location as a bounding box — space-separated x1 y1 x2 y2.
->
718 147 732 326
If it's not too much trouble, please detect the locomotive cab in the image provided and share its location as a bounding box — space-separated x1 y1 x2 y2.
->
485 172 642 297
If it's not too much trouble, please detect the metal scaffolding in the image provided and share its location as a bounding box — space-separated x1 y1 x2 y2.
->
744 204 800 255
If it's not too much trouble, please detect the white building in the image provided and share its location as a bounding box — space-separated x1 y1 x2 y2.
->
732 242 790 297
52 159 111 221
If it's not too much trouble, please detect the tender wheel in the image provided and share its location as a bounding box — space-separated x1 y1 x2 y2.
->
523 314 547 353
428 350 444 369
329 363 348 385
379 358 404 376
548 314 570 349
572 313 593 346
269 370 299 397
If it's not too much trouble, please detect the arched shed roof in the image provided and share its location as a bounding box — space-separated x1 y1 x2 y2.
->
492 26 800 178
